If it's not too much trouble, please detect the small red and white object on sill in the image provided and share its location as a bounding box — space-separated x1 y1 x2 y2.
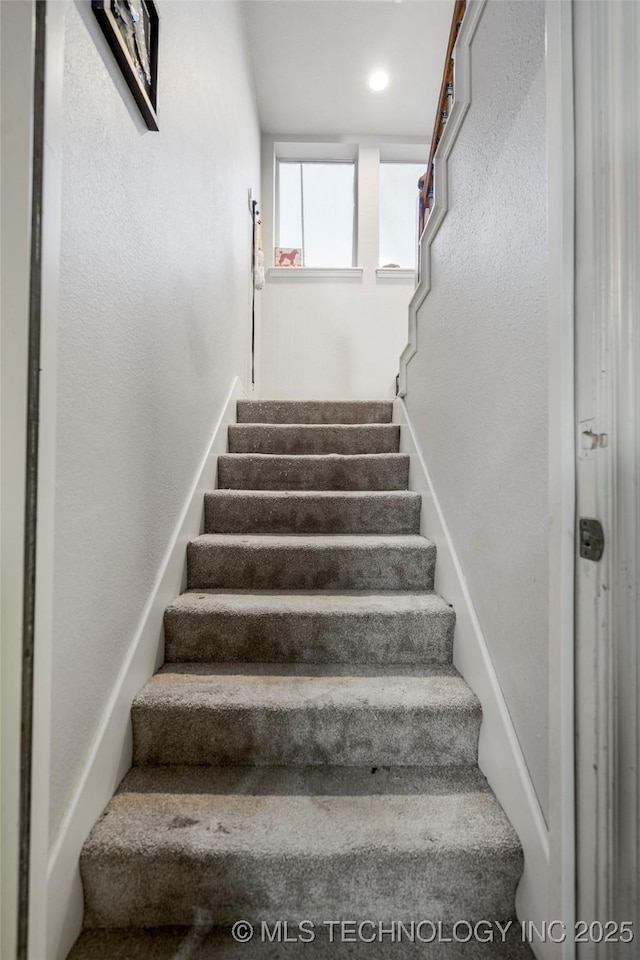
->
275 247 302 267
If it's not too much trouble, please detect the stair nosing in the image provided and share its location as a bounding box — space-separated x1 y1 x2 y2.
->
229 423 398 430
133 664 480 711
81 765 521 857
189 533 433 544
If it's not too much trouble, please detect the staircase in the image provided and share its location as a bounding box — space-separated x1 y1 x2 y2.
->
69 400 532 959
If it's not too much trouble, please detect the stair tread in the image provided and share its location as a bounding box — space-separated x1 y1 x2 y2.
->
80 766 522 930
135 663 479 711
83 764 519 857
229 424 400 455
218 453 409 491
171 588 452 614
187 534 435 591
204 490 422 534
237 399 394 424
221 452 406 459
164 590 455 665
190 533 432 547
206 489 420 499
230 425 397 435
70 926 534 960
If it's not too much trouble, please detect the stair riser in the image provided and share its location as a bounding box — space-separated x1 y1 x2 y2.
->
132 703 480 766
82 848 522 929
228 424 400 455
237 399 393 424
164 608 454 664
217 455 409 491
187 543 435 590
70 925 536 960
204 493 421 535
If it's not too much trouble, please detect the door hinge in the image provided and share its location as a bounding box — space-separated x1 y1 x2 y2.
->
579 517 605 561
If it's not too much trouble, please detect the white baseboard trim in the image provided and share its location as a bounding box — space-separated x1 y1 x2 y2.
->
394 398 551 960
46 376 244 960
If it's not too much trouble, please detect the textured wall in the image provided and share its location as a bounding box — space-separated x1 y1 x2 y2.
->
259 277 411 398
50 0 260 838
405 1 549 817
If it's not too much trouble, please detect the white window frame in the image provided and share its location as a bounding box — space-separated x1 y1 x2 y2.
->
275 157 358 269
263 139 428 281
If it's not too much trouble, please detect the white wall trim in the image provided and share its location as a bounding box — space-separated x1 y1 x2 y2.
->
274 139 359 161
267 266 363 281
394 397 550 959
545 1 576 957
397 0 486 397
28 4 67 957
46 376 244 960
376 268 415 282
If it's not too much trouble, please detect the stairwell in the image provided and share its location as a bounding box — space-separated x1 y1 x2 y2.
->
69 399 533 959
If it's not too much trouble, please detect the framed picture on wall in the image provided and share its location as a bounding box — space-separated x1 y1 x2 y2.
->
92 0 160 131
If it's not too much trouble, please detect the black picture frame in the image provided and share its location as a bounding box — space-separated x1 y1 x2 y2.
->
92 0 159 131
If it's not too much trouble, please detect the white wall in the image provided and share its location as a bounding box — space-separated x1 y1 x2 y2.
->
49 0 260 842
404 1 549 818
258 137 423 399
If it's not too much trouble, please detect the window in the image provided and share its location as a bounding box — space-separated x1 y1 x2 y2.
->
276 161 356 267
378 162 425 268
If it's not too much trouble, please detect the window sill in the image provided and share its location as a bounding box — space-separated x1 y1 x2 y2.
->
376 268 416 281
267 267 363 281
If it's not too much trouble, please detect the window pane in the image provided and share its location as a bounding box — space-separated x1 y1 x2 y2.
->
379 162 425 268
301 163 355 267
276 160 355 267
278 162 303 250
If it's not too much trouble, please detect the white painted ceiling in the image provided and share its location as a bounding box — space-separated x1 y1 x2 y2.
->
241 0 455 137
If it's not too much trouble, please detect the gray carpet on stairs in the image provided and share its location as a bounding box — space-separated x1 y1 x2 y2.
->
236 399 394 424
70 399 532 959
204 490 422 535
164 590 455 663
70 923 535 958
228 423 400 455
217 453 410 491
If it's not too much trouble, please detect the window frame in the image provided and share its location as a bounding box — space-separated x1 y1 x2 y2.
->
275 158 358 269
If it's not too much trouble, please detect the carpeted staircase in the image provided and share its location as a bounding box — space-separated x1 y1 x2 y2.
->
69 400 533 958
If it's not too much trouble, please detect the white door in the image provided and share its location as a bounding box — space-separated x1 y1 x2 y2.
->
573 2 640 955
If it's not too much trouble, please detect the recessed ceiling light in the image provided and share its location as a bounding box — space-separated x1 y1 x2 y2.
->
368 71 389 92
